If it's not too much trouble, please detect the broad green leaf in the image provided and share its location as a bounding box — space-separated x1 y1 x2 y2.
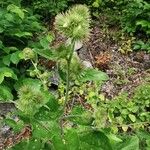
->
3 47 18 54
10 138 43 150
0 27 4 33
107 133 123 143
133 44 141 50
10 51 22 64
146 140 150 149
51 135 66 150
5 13 14 22
0 67 17 84
0 41 4 49
69 106 93 125
129 114 136 122
14 32 32 37
79 130 113 150
46 33 54 43
117 136 139 150
0 74 4 84
65 130 80 150
137 130 150 140
92 0 102 8
79 68 109 83
3 55 11 66
7 4 25 19
54 44 71 59
32 121 60 140
35 93 59 121
33 48 56 60
136 20 150 28
4 118 24 132
0 85 13 101
40 34 53 49
32 122 51 139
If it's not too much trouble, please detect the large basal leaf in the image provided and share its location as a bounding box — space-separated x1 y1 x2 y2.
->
10 138 43 150
116 136 139 150
0 85 13 101
32 121 60 141
65 129 113 150
65 130 80 150
137 130 150 149
78 68 109 83
0 67 17 84
80 130 113 150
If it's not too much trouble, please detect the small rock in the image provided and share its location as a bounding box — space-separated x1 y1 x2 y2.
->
82 60 93 68
49 69 59 90
74 41 83 51
0 125 11 138
0 103 15 117
66 39 83 51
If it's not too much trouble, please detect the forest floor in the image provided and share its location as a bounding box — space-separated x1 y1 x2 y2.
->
86 25 150 99
53 22 150 99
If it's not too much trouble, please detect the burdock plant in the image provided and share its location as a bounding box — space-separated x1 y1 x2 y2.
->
55 5 91 128
7 5 112 149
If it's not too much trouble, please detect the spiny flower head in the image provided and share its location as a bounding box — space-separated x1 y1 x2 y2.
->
16 85 44 116
55 5 91 41
22 47 35 60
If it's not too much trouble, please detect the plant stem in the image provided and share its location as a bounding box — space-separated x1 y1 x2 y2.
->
62 41 75 114
62 60 70 112
59 41 75 135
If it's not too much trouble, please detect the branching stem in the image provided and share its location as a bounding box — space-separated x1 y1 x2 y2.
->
31 60 48 91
